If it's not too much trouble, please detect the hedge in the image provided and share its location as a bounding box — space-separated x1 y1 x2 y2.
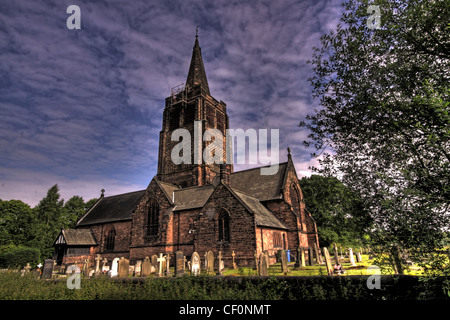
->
0 246 40 269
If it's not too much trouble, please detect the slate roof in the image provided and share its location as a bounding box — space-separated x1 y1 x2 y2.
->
54 229 97 246
76 190 146 226
230 188 288 230
173 185 215 211
229 162 287 201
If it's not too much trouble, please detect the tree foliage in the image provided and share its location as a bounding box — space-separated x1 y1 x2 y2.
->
300 175 372 247
301 0 450 273
0 185 97 262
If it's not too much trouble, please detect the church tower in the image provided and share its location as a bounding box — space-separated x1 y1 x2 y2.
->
157 32 232 187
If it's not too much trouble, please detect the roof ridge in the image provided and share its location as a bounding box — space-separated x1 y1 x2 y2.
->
174 184 215 192
102 189 146 198
230 162 287 175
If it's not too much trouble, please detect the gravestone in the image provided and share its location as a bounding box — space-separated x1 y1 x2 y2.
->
82 258 90 277
231 251 237 269
118 257 130 277
259 252 269 276
280 250 289 274
151 255 158 273
102 258 109 273
41 259 55 279
334 243 340 264
174 251 185 277
314 243 322 264
94 254 101 274
322 247 333 276
190 252 201 276
135 260 142 277
296 247 306 268
253 250 259 270
165 254 171 276
206 251 215 274
157 254 165 277
348 248 356 266
217 251 223 276
109 258 119 277
307 247 314 266
141 257 152 277
356 252 362 263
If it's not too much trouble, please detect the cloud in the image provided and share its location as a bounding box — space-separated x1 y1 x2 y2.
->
0 0 344 205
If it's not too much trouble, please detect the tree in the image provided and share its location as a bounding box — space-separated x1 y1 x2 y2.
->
31 185 65 260
300 175 372 247
301 0 449 273
0 199 35 247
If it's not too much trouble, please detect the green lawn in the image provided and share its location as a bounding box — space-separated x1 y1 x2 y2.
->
222 254 424 276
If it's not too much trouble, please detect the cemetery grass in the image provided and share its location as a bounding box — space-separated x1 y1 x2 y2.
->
0 255 432 300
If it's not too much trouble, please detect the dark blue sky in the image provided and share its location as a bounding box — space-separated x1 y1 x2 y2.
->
0 0 344 206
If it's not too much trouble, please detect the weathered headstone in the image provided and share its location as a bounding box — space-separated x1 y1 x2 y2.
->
259 252 269 276
157 254 165 277
314 243 322 264
82 258 90 277
41 259 55 279
322 247 333 276
280 250 289 274
334 243 340 264
24 263 31 272
217 251 223 276
356 252 362 263
231 250 237 269
348 248 356 266
108 258 119 277
102 258 109 273
151 255 158 273
135 260 142 277
141 257 151 277
95 254 102 274
253 250 259 270
295 247 306 268
174 251 185 277
165 254 171 276
206 251 215 274
307 247 314 266
190 252 201 276
118 257 130 277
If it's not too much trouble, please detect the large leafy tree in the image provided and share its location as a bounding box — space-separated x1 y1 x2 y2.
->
0 199 35 247
301 0 449 273
300 175 372 248
31 184 65 259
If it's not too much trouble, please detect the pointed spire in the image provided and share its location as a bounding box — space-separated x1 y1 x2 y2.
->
186 27 210 95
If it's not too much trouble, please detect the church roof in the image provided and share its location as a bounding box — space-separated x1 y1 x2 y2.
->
54 229 97 246
76 190 146 226
229 162 288 201
186 34 210 94
230 188 288 230
173 185 215 211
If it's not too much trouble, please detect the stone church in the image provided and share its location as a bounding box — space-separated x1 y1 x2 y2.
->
53 34 320 268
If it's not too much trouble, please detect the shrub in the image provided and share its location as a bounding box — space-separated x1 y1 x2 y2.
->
0 246 40 269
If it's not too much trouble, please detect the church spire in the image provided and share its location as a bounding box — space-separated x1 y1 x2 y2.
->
186 27 210 95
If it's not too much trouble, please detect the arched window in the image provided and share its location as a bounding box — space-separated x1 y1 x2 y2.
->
105 227 116 251
147 200 159 236
218 210 230 242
